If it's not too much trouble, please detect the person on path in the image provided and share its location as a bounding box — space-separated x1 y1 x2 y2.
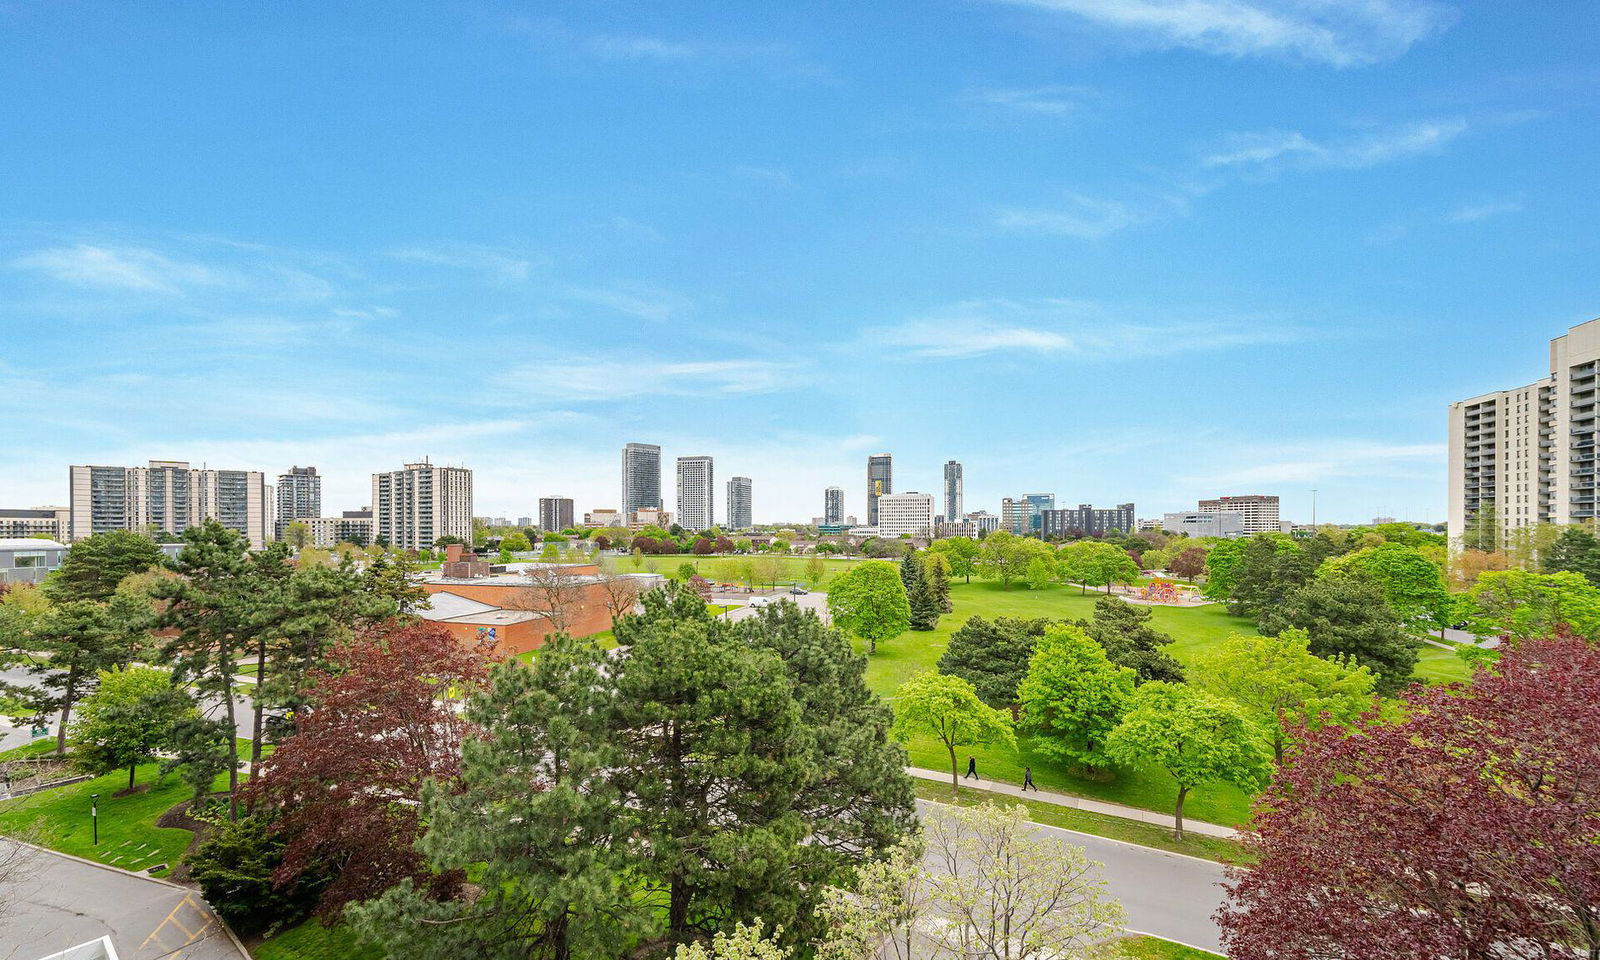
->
1023 767 1037 791
965 756 978 780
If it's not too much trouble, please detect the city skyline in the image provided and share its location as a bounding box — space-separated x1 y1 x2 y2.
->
4 3 1594 526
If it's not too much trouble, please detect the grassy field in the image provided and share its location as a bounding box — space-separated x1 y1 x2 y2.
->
616 554 869 587
869 579 1469 828
1112 934 1225 958
913 781 1248 864
253 922 383 960
0 762 196 876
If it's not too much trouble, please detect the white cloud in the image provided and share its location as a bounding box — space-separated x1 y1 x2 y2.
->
586 35 701 61
995 0 1455 67
1449 196 1525 223
1183 441 1444 486
388 244 538 283
12 244 226 294
512 359 796 400
1203 118 1467 169
961 85 1098 117
873 298 1309 359
564 283 691 322
996 192 1149 238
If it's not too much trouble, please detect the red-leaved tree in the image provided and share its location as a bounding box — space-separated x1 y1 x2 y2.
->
1218 632 1600 960
247 619 494 919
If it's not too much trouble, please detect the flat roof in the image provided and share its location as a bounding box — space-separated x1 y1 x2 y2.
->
0 538 66 550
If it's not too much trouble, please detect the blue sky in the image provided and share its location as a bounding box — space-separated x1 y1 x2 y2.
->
3 0 1596 525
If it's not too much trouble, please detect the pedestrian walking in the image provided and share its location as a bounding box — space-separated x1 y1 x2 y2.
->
965 756 978 780
1023 767 1037 791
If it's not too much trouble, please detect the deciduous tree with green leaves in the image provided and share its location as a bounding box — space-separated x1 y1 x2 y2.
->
1194 629 1376 762
929 535 979 584
1018 625 1135 772
1106 682 1272 839
1321 542 1452 633
1468 568 1600 642
71 666 195 791
977 530 1034 589
826 561 910 654
891 672 1014 798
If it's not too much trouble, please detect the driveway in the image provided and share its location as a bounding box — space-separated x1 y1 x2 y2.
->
917 799 1229 953
0 841 244 960
715 592 830 623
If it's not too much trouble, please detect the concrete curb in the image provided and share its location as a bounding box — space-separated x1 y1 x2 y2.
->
914 796 1232 870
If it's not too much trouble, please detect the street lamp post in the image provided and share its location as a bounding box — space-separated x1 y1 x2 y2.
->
90 793 99 846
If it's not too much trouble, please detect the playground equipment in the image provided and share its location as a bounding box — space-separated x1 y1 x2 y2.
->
1140 579 1182 604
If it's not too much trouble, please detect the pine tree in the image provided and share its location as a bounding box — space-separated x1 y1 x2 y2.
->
927 554 953 613
902 554 940 631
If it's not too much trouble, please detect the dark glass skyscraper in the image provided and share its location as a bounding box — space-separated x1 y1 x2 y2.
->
867 453 892 525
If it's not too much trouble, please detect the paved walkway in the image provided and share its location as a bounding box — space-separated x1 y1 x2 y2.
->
907 767 1241 840
0 840 246 959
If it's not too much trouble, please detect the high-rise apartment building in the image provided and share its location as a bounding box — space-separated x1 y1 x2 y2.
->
876 492 935 538
727 476 753 531
966 511 1000 536
1162 511 1245 539
943 461 964 524
275 466 321 541
1447 318 1600 546
539 497 575 532
371 459 473 551
301 509 376 548
1197 495 1281 536
867 454 893 525
824 486 845 525
1001 493 1054 535
68 461 269 548
0 507 69 541
622 443 663 514
1041 503 1136 537
675 456 715 531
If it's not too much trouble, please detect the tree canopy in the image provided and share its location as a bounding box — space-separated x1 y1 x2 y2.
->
1017 625 1136 772
825 561 910 654
891 672 1014 797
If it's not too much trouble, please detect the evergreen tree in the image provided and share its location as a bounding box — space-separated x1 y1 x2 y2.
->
350 637 645 959
1077 596 1185 684
901 554 940 631
1262 575 1417 695
1541 525 1600 586
937 616 1051 710
925 553 953 612
43 529 165 602
611 586 814 947
24 596 143 754
1229 535 1312 619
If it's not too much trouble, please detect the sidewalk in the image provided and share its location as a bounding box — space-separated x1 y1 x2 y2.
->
906 767 1242 840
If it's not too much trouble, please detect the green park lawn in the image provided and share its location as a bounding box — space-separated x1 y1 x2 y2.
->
1112 934 1225 958
622 554 867 587
252 922 383 960
869 579 1470 829
0 762 197 876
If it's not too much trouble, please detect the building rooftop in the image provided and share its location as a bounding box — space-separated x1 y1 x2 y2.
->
0 538 67 550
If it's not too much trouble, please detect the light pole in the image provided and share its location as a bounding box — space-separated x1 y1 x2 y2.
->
90 793 99 846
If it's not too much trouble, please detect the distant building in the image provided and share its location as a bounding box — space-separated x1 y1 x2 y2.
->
516 516 533 528
824 486 845 525
539 497 575 532
867 454 893 525
1197 495 1281 536
0 506 68 541
876 491 935 538
69 460 269 548
818 523 854 535
676 456 715 531
0 538 67 584
585 508 622 528
622 443 663 514
727 476 753 530
302 509 376 547
275 466 321 541
627 507 674 531
1162 511 1245 539
965 511 1000 536
943 461 963 524
372 458 473 551
1041 503 1136 537
1000 494 1054 535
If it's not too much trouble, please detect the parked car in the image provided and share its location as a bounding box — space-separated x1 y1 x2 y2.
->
789 584 809 595
748 595 778 607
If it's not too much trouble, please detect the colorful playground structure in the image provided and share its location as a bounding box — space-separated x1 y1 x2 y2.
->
1138 578 1202 605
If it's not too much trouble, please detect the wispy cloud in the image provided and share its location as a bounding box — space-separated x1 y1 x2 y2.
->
12 244 227 294
1367 193 1526 244
1183 441 1444 486
960 85 1099 117
873 298 1309 360
994 0 1455 67
586 34 701 61
1202 118 1467 169
997 188 1192 238
387 244 538 283
1448 196 1525 223
514 359 796 400
564 283 691 322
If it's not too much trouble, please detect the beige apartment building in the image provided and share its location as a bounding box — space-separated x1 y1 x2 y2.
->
371 459 473 551
68 461 268 548
1447 317 1600 547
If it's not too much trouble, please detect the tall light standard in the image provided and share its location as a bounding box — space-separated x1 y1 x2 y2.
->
90 793 99 846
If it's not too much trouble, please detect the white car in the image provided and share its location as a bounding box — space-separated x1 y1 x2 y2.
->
747 595 779 607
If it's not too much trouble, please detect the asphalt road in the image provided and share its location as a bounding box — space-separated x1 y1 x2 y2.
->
916 799 1229 953
0 840 244 960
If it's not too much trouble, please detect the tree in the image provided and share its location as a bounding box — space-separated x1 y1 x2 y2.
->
247 620 491 919
1322 542 1452 631
1228 534 1311 617
43 530 165 602
1106 682 1270 839
1468 568 1600 642
1168 545 1207 580
977 531 1032 588
283 521 312 550
597 573 644 623
751 555 784 591
1219 633 1600 960
900 554 939 631
514 564 592 634
1077 596 1185 684
922 552 952 612
1260 575 1418 695
1202 538 1245 600
187 815 326 937
891 672 1014 798
71 666 194 791
1540 525 1600 584
349 635 644 959
1194 629 1375 762
826 561 910 654
920 801 1126 960
1459 502 1500 552
22 595 142 754
501 530 532 552
1060 540 1137 594
1024 556 1053 590
804 555 827 588
674 921 791 960
1017 625 1135 772
930 535 979 583
815 837 929 960
693 537 716 556
937 616 1050 711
